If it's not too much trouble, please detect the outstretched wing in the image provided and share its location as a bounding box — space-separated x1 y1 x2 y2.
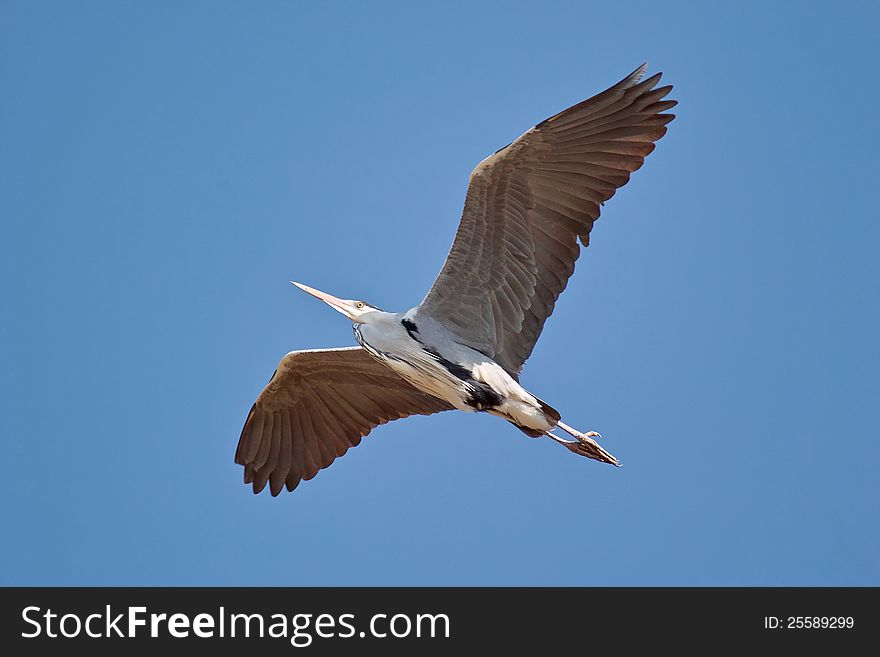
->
235 347 453 495
418 64 676 378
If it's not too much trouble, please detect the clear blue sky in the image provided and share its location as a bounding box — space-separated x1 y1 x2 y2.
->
2 1 878 585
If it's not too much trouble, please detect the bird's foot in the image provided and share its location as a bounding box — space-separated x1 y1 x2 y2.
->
547 431 620 467
570 433 620 467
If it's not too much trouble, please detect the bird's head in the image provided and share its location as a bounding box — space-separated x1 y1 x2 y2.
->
291 282 383 323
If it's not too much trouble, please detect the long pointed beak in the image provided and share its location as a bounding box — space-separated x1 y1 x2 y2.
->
291 281 356 319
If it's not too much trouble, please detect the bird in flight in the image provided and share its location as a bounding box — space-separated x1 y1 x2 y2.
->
237 64 676 495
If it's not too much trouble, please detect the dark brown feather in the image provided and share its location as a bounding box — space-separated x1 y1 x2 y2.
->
235 347 453 495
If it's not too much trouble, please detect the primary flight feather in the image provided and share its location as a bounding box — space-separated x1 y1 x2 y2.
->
237 64 676 495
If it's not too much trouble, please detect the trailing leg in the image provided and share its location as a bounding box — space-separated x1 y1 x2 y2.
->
547 422 619 466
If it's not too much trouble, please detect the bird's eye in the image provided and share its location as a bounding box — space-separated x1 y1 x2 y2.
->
356 301 365 309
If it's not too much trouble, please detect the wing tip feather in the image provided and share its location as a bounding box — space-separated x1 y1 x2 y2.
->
628 62 649 85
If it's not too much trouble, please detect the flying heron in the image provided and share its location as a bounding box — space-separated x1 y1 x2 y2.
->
236 64 676 495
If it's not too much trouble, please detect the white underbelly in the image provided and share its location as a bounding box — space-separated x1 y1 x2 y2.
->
384 357 474 412
384 357 554 433
490 399 556 432
354 320 555 431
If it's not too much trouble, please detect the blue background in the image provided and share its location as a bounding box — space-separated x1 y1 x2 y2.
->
2 1 877 585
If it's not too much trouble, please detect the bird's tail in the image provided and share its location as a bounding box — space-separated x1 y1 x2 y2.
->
537 398 561 423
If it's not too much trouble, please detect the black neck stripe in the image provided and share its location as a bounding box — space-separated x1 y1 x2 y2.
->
401 318 421 342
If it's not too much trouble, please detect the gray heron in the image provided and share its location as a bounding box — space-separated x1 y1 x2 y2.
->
237 64 676 495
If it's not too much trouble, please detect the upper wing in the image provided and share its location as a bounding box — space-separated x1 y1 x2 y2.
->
418 64 676 378
235 347 453 495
